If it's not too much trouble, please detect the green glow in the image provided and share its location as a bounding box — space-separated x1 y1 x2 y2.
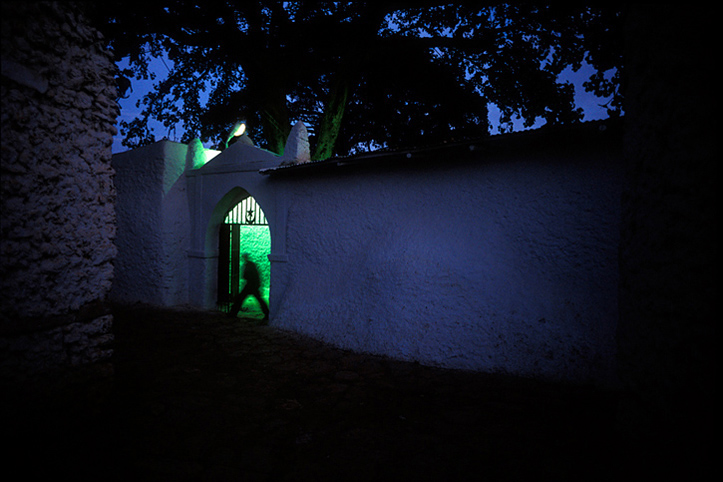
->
187 138 220 169
224 120 247 148
204 148 221 164
233 224 270 317
220 196 270 318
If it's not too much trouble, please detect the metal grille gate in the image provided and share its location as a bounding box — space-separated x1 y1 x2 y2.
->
217 197 268 312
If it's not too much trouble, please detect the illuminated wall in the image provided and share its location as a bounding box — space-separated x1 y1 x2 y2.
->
111 139 218 306
113 119 624 387
269 125 624 386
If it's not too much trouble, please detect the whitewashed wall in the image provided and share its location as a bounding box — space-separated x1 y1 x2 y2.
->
111 140 210 306
113 122 623 386
268 128 623 385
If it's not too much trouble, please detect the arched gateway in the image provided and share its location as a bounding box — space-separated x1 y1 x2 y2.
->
185 123 308 314
217 196 270 316
110 121 308 314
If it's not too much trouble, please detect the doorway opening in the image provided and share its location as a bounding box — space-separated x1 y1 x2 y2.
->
217 196 270 318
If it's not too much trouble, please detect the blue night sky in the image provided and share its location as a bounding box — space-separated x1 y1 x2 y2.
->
111 55 614 154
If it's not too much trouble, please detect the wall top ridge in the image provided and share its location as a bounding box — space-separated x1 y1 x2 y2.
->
261 117 624 177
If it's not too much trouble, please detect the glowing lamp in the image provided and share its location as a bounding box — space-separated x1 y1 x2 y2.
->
231 121 246 137
225 120 247 148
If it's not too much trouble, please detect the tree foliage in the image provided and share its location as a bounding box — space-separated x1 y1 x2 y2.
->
89 2 623 158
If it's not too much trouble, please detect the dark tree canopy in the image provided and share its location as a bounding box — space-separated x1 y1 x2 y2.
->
88 2 623 158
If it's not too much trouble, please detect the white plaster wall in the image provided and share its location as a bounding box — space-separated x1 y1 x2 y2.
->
160 142 193 306
271 145 623 385
114 123 622 386
111 140 193 306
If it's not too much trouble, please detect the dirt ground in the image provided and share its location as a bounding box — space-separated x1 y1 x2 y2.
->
4 304 630 481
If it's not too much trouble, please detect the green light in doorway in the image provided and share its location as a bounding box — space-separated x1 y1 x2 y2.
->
232 225 270 317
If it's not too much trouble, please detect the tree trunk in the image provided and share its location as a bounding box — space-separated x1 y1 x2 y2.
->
312 75 350 161
259 89 291 155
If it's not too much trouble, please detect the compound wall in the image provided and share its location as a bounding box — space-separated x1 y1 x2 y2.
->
269 126 623 386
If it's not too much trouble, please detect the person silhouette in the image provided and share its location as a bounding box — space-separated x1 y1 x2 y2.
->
228 253 269 321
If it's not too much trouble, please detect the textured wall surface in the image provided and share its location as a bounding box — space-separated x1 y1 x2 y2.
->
111 140 193 306
1 2 118 378
271 131 623 386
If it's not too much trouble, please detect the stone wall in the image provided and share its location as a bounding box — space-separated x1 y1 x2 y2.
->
1 2 118 380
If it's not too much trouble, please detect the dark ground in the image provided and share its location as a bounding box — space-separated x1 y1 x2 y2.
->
4 304 638 481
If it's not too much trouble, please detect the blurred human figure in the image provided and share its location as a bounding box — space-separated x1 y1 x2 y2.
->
228 253 269 321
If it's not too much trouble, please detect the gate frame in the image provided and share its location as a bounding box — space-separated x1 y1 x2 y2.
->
185 141 288 316
217 196 270 313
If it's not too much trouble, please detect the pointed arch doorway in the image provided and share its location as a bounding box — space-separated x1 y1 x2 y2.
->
217 196 271 318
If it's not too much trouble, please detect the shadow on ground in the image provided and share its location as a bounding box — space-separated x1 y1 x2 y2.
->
4 304 625 481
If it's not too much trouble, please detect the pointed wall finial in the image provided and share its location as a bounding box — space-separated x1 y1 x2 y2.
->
186 138 206 170
280 121 310 166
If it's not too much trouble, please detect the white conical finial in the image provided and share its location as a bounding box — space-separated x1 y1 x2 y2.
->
280 121 311 166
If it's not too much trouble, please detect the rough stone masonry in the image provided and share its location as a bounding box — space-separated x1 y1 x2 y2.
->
1 2 119 379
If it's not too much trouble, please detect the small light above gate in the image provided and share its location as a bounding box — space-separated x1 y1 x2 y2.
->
225 120 247 148
231 121 246 138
